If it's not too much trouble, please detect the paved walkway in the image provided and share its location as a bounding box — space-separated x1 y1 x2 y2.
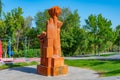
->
0 66 99 80
89 76 120 80
65 54 120 60
0 66 120 80
0 54 120 80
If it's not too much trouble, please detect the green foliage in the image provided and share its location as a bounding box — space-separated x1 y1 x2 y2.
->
0 20 5 38
0 0 3 19
12 49 40 58
13 50 24 58
35 9 50 34
65 60 120 76
25 49 40 58
100 52 118 56
84 14 115 55
114 25 120 50
3 7 25 54
0 5 119 57
1 6 39 58
60 9 81 56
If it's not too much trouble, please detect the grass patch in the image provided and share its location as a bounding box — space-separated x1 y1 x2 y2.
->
65 59 120 77
100 53 117 57
0 61 39 70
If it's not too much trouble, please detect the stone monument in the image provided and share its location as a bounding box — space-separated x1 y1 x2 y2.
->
37 6 68 76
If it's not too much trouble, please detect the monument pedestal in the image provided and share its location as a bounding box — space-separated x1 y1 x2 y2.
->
37 65 51 76
37 57 68 76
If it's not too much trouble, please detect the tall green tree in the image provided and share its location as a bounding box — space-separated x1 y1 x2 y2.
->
0 19 5 38
85 14 98 55
34 9 50 34
23 16 34 38
3 7 24 51
0 0 3 19
114 25 120 51
85 14 113 55
0 0 4 38
12 7 24 51
23 16 39 49
60 9 81 56
97 14 113 53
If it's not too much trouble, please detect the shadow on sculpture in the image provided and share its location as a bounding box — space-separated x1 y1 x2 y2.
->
37 6 68 76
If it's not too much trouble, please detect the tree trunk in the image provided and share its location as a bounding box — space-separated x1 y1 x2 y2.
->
98 45 100 56
16 31 20 51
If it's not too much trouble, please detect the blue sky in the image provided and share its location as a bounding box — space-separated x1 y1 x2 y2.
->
2 0 120 28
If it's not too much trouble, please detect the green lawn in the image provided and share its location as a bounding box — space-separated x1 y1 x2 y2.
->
100 54 114 56
65 59 120 77
100 53 118 57
0 61 39 70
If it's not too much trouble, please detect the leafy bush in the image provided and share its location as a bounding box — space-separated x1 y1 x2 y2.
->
13 49 40 58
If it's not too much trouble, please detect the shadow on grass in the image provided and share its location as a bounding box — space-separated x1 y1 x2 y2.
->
104 69 120 76
98 69 120 77
88 61 106 66
5 63 22 68
111 61 120 64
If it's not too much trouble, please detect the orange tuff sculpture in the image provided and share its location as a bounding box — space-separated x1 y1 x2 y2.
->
37 6 68 76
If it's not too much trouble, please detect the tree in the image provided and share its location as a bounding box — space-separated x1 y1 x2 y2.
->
114 25 120 52
85 14 113 55
12 7 24 51
60 9 81 56
0 0 3 19
34 9 50 34
85 14 98 55
97 14 114 53
59 8 71 22
0 19 5 38
23 16 34 38
3 7 24 52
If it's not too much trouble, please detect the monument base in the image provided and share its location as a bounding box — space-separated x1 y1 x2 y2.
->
37 57 68 76
51 65 68 76
37 65 51 76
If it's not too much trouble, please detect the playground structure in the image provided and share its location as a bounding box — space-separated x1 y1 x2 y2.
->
0 39 13 58
0 37 40 58
0 40 2 59
0 37 40 63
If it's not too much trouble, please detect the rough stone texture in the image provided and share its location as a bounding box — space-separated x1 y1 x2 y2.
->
0 66 99 80
37 6 68 76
